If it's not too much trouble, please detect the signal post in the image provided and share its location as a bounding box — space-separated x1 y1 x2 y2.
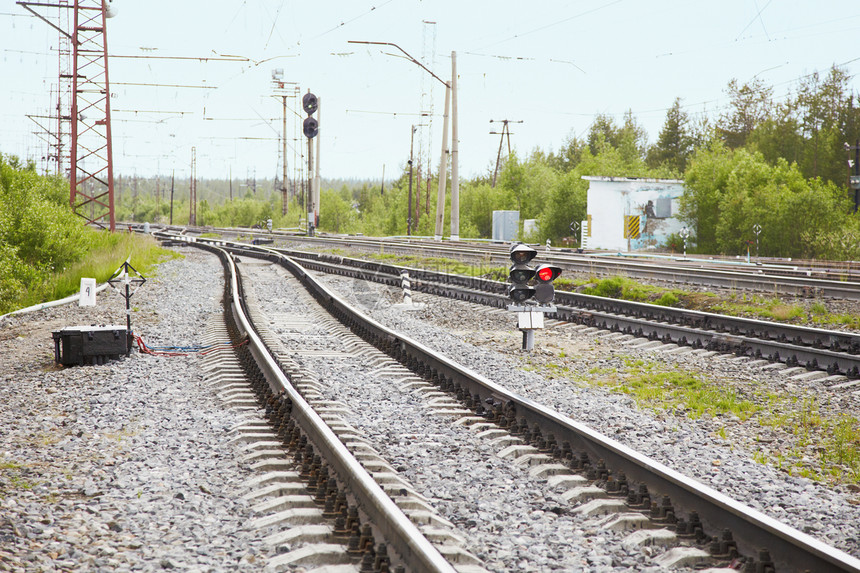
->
302 92 319 235
507 243 561 351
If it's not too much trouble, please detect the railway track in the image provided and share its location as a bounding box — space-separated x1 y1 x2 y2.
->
200 242 461 572
186 237 860 572
179 234 860 380
140 223 860 300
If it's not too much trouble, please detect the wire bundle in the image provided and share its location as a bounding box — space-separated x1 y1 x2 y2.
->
134 335 247 357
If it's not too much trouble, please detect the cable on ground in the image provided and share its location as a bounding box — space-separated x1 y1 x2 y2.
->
134 335 247 357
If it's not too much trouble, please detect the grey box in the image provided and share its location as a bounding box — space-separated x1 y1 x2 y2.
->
492 210 519 242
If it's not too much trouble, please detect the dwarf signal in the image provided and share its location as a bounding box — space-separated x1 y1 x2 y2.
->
507 243 562 351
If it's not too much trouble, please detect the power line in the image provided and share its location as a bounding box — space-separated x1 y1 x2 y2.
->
471 0 625 51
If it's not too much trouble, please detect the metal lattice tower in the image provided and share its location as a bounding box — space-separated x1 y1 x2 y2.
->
57 0 72 176
70 0 115 230
18 0 72 176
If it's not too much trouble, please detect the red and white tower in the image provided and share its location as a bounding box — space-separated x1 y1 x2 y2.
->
70 0 115 231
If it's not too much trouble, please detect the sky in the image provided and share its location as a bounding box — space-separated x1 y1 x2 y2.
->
3 0 860 184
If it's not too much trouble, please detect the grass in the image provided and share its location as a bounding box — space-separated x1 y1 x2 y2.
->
712 294 860 329
584 356 860 485
618 368 758 420
311 246 860 329
755 393 860 484
14 232 180 311
364 252 508 279
0 461 35 494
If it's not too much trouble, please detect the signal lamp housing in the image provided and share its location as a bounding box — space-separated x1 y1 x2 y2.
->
533 264 561 304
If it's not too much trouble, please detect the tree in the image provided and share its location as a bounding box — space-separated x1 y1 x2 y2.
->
319 187 356 234
681 145 855 257
587 114 619 155
747 101 804 168
587 111 648 162
718 78 773 148
548 134 587 172
496 151 557 220
617 109 649 163
538 170 587 242
459 181 510 238
647 97 693 173
679 141 735 252
795 66 859 183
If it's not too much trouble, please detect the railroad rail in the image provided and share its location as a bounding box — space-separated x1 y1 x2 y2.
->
203 241 458 572
136 222 860 301
255 230 860 300
191 236 860 379
182 235 860 572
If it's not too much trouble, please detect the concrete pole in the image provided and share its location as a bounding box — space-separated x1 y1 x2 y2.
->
313 98 321 228
307 136 313 235
282 95 288 215
408 125 415 235
434 84 451 240
449 51 460 241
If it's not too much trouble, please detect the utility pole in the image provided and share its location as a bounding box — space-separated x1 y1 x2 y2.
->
490 119 522 187
847 140 860 213
856 139 859 213
434 84 451 240
347 40 459 241
271 69 296 216
450 51 460 241
169 170 175 225
282 95 289 214
189 147 197 225
409 123 428 234
408 126 416 235
18 0 116 230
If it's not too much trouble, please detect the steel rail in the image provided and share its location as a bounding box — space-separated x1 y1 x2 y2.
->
199 241 458 573
139 223 860 299
262 245 860 377
152 232 860 376
219 240 860 573
263 232 860 300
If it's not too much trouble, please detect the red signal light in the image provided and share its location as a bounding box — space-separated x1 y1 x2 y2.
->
538 267 554 281
534 264 561 283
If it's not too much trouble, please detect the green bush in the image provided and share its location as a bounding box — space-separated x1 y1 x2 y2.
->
0 154 176 314
655 292 680 306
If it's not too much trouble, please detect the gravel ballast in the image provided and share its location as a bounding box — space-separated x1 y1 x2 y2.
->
303 269 860 561
3 246 859 572
0 249 271 572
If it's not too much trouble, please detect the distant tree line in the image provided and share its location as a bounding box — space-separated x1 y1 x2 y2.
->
105 64 860 259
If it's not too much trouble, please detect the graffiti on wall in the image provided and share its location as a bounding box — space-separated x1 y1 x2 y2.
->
634 195 675 249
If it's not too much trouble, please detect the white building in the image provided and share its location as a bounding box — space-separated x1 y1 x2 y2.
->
581 176 686 252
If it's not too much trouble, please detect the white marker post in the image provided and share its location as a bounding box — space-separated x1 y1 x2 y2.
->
79 278 97 307
392 270 425 311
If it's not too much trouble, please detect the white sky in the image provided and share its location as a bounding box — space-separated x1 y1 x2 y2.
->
2 0 860 183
